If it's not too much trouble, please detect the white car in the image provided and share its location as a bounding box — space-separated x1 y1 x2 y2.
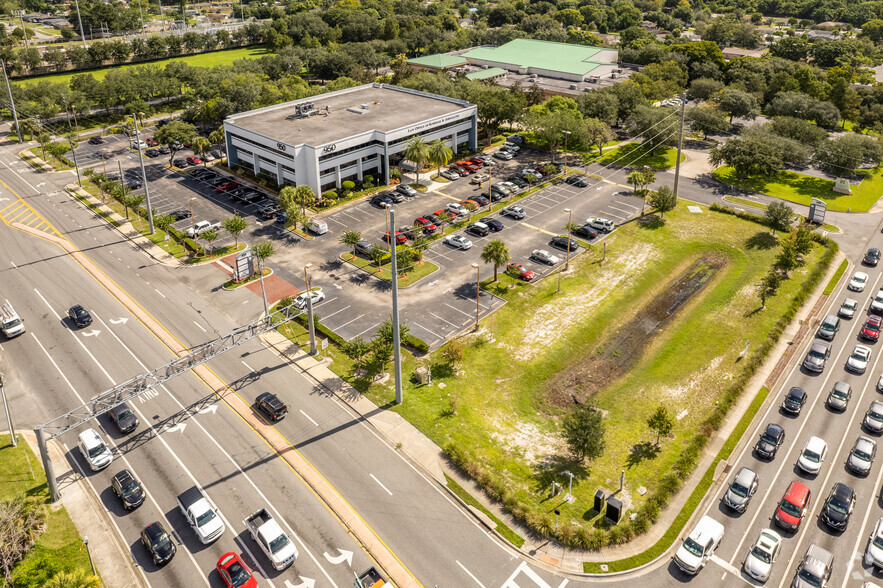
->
501 206 525 219
77 428 113 471
471 174 490 184
132 140 147 150
673 515 724 575
867 518 883 569
797 436 828 475
531 249 559 265
447 203 468 216
849 271 870 292
494 151 513 160
440 169 460 181
445 235 473 250
848 344 872 374
744 528 782 582
293 288 325 309
872 289 883 314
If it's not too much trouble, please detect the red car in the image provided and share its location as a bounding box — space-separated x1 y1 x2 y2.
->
862 315 882 341
146 137 158 147
414 217 437 233
773 480 811 531
466 157 485 167
384 230 407 245
217 552 257 588
507 262 535 281
186 156 202 165
457 161 479 171
216 181 240 192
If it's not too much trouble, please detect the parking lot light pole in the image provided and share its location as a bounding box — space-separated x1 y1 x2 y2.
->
471 263 480 331
128 114 154 234
304 263 317 355
564 208 573 271
0 372 16 447
189 197 196 238
389 208 403 405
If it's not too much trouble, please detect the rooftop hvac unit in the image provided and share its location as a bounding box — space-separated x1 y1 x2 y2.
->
361 103 369 110
482 64 489 69
611 72 618 78
288 102 317 119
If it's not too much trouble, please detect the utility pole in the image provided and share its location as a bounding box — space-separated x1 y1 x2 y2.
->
389 208 403 405
129 114 154 233
471 263 480 330
0 372 16 447
2 60 22 143
137 0 145 32
672 91 686 201
14 11 29 50
304 264 317 355
35 427 59 501
69 137 82 186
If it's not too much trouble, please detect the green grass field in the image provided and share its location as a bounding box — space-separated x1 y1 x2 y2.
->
594 142 683 170
714 165 883 212
16 45 270 88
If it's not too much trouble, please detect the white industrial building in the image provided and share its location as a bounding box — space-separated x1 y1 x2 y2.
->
223 83 478 195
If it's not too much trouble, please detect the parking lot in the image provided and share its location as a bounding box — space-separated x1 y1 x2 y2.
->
72 137 645 349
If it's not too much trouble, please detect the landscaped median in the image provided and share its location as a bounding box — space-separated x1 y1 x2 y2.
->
590 142 685 170
721 196 840 232
340 251 439 287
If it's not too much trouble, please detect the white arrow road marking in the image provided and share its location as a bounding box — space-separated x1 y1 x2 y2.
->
285 578 315 588
322 549 353 566
109 317 129 325
0 198 8 202
197 405 217 415
166 422 187 433
428 280 438 286
36 182 45 188
82 330 101 337
333 283 342 289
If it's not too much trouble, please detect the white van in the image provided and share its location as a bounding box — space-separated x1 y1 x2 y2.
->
308 220 328 235
77 428 113 471
0 303 24 338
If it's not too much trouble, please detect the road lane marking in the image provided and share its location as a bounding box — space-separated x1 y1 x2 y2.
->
153 287 166 298
370 474 393 496
299 410 318 427
241 360 256 373
710 555 747 582
193 321 206 332
456 560 486 587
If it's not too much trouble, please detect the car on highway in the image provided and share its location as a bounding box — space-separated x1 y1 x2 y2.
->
531 249 559 265
293 289 325 309
67 304 92 327
864 400 883 434
826 381 852 411
796 436 827 475
792 544 833 588
255 392 288 422
840 298 859 319
849 271 870 292
507 263 535 282
672 515 723 575
445 235 473 250
479 217 503 231
821 482 855 530
169 210 191 221
466 222 489 237
396 184 417 197
217 552 257 588
872 290 883 315
142 522 176 565
108 402 138 434
774 480 811 531
565 174 590 187
816 314 840 340
88 136 105 145
723 466 758 513
847 436 876 475
782 386 807 415
848 344 873 373
112 469 145 510
743 528 782 582
550 236 580 251
867 518 883 570
77 428 113 471
501 206 525 219
756 423 785 459
803 340 831 372
866 248 882 266
863 316 883 341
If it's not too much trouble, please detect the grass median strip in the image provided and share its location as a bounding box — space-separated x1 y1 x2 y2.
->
823 259 848 296
444 474 525 548
340 252 439 287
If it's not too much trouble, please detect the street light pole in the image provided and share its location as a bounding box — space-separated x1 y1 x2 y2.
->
257 254 270 320
564 208 572 271
471 263 480 330
0 372 16 447
72 0 87 48
189 197 196 238
389 208 403 405
82 536 96 576
129 114 154 234
562 130 571 170
1 60 21 143
304 263 317 355
69 137 82 187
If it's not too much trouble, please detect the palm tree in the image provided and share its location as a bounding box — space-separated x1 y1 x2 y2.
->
481 239 511 282
427 138 453 179
281 185 316 222
339 230 362 256
192 136 211 166
200 227 219 255
403 136 429 185
209 129 225 153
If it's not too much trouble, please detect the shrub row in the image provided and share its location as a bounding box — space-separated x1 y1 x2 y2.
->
708 202 766 224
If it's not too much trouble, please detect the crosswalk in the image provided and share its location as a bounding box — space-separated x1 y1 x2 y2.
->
0 191 61 238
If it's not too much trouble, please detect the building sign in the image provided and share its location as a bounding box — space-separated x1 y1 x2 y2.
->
322 144 337 153
406 112 468 134
234 251 254 283
276 142 287 151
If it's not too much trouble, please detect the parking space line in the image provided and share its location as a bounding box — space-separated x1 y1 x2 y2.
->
333 313 365 330
521 222 557 236
443 304 473 319
600 210 627 221
456 295 493 311
350 321 382 340
608 204 634 215
614 200 640 210
412 322 443 340
430 311 461 328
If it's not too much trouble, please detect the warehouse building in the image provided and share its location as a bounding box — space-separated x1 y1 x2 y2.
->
462 39 619 83
223 84 477 195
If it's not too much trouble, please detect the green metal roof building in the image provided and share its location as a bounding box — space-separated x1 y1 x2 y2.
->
407 53 469 71
462 39 618 82
465 67 507 81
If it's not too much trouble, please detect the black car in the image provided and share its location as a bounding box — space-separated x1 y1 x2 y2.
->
145 148 160 158
108 402 138 434
141 522 176 565
126 179 143 190
865 248 882 267
565 174 589 187
782 386 807 414
67 304 92 327
243 191 265 204
507 176 528 188
821 482 855 530
550 236 579 251
112 469 145 510
256 392 288 421
168 210 191 221
472 195 490 206
190 169 211 179
572 224 599 239
489 191 505 202
479 217 503 231
755 422 785 459
158 145 171 155
88 136 105 145
208 176 228 186
173 158 189 167
371 194 393 208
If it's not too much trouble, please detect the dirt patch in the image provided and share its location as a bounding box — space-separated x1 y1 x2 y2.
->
489 418 562 466
544 254 729 409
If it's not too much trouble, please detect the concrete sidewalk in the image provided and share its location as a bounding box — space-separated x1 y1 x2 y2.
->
22 432 147 588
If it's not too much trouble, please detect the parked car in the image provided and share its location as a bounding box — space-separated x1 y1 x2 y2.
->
862 316 882 341
865 248 882 266
413 217 437 234
444 235 473 250
68 304 92 327
173 158 189 167
756 423 785 459
743 528 783 582
386 191 405 203
870 290 883 317
384 230 407 245
803 340 831 372
587 217 615 233
371 194 393 208
849 271 870 292
847 435 876 475
88 136 105 145
565 174 590 187
354 241 374 257
550 236 579 251
501 206 525 219
796 436 827 475
479 217 503 231
773 480 811 530
396 184 417 197
782 386 807 415
466 222 489 237
723 466 759 513
507 263 535 281
132 140 147 150
186 156 202 166
276 212 287 225
112 469 145 510
158 145 171 155
216 181 240 192
494 150 513 160
169 210 191 221
472 195 490 206
864 400 883 434
816 314 840 340
839 298 859 319
441 169 460 180
258 205 280 220
821 482 855 530
145 148 160 158
826 381 852 411
108 402 138 434
531 249 559 265
847 344 872 373
792 544 833 588
217 552 257 588
573 224 599 239
507 176 528 188
672 516 724 575
255 392 288 422
471 174 490 184
446 203 468 216
142 522 176 565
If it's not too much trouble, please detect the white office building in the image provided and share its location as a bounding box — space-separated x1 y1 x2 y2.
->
223 83 478 195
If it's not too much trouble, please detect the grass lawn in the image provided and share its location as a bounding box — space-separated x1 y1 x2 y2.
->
187 242 247 264
824 259 848 296
721 197 839 232
0 435 94 585
594 142 683 170
325 202 826 548
341 252 439 287
714 165 883 212
15 45 270 87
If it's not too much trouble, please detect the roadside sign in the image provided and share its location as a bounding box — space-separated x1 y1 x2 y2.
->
321 338 328 349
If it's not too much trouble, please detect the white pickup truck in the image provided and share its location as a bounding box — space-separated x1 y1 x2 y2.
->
176 486 225 544
244 508 297 570
186 220 221 238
